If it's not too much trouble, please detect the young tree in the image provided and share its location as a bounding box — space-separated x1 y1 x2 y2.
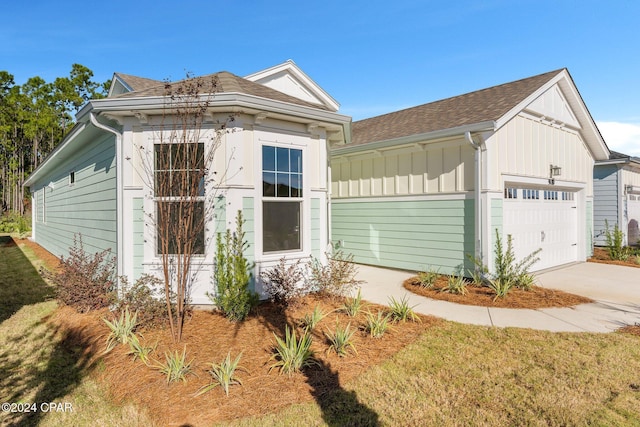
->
146 74 231 342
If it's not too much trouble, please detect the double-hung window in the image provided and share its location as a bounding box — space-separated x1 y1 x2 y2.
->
262 145 302 252
154 142 205 255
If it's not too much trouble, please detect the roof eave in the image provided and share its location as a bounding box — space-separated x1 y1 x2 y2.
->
333 121 495 156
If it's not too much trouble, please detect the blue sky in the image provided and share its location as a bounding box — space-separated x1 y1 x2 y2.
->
3 0 639 155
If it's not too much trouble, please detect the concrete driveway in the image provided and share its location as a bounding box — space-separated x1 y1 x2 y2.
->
354 262 640 333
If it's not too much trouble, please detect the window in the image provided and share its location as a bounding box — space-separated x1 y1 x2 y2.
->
69 171 75 186
154 143 205 255
504 187 518 199
262 145 302 252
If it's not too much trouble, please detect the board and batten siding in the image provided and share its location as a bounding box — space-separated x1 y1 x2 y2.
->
593 164 619 246
331 198 474 273
488 115 594 195
32 132 117 259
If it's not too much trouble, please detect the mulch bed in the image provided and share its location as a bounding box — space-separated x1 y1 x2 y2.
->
15 237 62 271
403 276 593 309
48 295 440 426
588 247 640 268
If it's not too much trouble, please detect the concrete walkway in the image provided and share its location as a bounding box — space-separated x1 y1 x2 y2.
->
354 263 640 333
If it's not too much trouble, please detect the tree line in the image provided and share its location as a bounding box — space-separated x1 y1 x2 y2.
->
0 64 110 214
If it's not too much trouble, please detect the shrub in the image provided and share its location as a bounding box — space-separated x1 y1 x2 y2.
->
342 289 366 317
364 310 391 338
417 268 440 288
270 325 317 376
116 274 173 328
443 274 468 295
103 307 139 353
155 346 195 383
0 212 31 235
307 250 364 297
387 295 420 322
260 257 307 308
210 211 258 321
44 234 116 313
126 334 156 365
326 323 357 357
299 305 329 331
196 352 247 397
604 220 630 261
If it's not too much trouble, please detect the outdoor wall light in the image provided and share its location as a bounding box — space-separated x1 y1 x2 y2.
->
550 165 562 177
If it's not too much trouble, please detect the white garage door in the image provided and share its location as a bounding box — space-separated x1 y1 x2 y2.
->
503 187 578 271
627 193 640 246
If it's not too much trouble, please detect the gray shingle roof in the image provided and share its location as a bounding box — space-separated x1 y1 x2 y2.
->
352 69 565 146
112 71 330 111
113 73 164 92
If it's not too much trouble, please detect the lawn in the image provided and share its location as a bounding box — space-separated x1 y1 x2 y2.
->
2 235 640 426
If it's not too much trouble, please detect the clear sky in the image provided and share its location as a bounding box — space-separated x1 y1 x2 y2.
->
3 0 639 155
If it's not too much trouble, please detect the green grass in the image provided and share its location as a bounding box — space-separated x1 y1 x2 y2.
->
3 234 640 426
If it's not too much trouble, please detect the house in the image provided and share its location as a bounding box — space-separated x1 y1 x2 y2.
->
593 151 640 246
23 60 351 304
330 68 609 274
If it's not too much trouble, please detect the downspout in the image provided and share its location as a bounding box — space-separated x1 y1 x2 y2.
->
90 112 124 291
465 131 483 267
326 136 332 258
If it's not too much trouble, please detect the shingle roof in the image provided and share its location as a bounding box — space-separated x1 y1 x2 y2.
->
113 71 330 111
113 73 164 92
609 150 630 160
352 69 565 146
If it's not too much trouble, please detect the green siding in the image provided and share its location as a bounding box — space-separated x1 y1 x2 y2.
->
491 198 503 249
311 198 321 258
32 133 117 260
132 198 144 280
586 200 593 256
331 199 474 274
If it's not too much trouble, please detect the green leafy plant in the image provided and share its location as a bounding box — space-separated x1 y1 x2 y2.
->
364 310 391 338
155 346 195 383
342 289 366 317
299 305 329 331
307 250 364 297
387 295 420 322
260 257 307 308
604 219 630 261
270 325 317 376
326 323 357 357
485 276 515 300
103 307 139 353
493 229 541 290
126 333 156 365
196 352 247 396
443 274 468 295
417 268 440 288
210 211 258 322
116 274 174 328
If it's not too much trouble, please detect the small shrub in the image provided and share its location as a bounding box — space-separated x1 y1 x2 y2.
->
604 220 630 261
443 274 468 295
117 274 172 328
388 295 420 322
307 250 364 297
126 334 156 365
260 257 307 308
155 346 195 383
494 229 541 288
45 234 116 313
103 308 138 353
326 323 357 357
299 305 329 331
270 325 317 376
196 352 247 397
417 268 440 288
342 289 365 317
210 211 258 321
486 277 514 300
364 310 391 338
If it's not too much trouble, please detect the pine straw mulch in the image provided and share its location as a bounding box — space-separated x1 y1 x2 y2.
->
47 295 440 426
588 247 640 268
15 237 63 272
403 276 593 309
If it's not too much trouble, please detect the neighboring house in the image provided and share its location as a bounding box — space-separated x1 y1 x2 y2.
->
594 151 640 246
24 60 351 304
331 68 609 274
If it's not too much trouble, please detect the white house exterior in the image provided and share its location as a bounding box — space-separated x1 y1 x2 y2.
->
24 61 351 304
331 69 609 274
594 151 640 246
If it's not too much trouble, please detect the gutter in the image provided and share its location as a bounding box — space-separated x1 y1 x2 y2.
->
465 131 484 267
89 112 124 290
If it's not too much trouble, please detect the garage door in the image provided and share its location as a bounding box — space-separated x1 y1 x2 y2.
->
627 193 640 246
503 187 578 271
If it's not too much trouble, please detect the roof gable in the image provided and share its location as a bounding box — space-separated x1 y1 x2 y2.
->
245 60 340 112
108 73 164 97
